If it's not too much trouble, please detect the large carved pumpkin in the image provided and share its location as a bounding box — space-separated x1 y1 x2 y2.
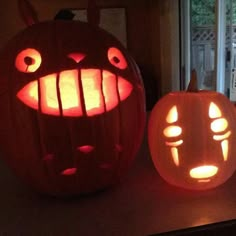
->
148 71 236 190
0 1 145 196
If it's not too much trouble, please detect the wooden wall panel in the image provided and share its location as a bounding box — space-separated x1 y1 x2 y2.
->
156 0 180 95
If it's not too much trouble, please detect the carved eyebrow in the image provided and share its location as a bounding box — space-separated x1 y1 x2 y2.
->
166 106 178 123
209 102 222 118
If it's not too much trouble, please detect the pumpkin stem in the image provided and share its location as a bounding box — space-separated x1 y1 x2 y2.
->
87 0 100 27
18 0 39 26
187 69 198 92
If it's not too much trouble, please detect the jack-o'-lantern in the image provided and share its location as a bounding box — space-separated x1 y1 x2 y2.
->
148 71 236 190
0 0 145 196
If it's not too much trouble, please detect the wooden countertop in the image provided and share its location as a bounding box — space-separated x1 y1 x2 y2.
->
0 131 236 235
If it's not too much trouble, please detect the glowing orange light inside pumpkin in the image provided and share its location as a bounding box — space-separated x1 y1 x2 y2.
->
209 102 222 118
67 53 85 63
163 106 183 166
221 140 229 161
166 140 183 147
15 48 41 73
209 102 231 161
163 126 182 137
17 69 133 117
213 131 231 141
61 168 77 176
170 147 179 166
189 165 218 179
77 145 94 153
211 118 228 133
166 105 178 123
108 47 127 69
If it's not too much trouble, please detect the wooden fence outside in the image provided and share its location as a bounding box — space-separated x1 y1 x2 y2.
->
192 25 236 90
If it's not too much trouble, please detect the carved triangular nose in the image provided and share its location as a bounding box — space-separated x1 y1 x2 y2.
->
68 53 85 63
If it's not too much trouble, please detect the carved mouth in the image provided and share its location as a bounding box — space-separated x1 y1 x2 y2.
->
189 165 218 180
17 69 133 117
197 179 211 183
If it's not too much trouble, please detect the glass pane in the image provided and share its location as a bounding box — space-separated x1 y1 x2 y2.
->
227 0 236 101
191 0 216 90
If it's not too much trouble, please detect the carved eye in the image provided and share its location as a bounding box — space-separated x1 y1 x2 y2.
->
208 102 231 161
107 47 127 70
163 106 183 166
163 125 182 138
15 48 42 73
211 118 228 133
209 102 231 141
166 106 178 123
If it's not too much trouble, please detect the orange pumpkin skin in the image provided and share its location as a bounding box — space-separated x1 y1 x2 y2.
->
148 91 236 190
0 20 145 196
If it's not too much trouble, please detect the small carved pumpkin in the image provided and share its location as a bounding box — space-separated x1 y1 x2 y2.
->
148 71 236 190
0 0 145 196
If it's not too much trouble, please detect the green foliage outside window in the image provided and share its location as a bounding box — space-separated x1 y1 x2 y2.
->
191 0 236 26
